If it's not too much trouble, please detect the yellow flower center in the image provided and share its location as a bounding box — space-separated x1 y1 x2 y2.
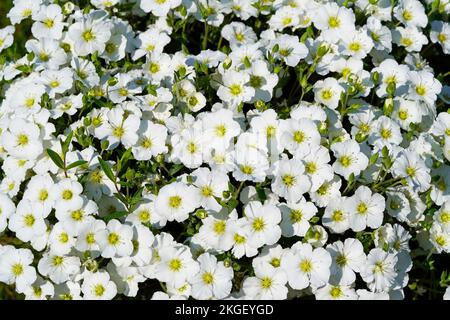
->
24 214 35 227
290 209 303 223
108 232 120 245
380 128 392 139
17 134 29 146
113 126 125 138
62 190 73 200
357 202 368 215
201 186 213 197
332 210 344 222
252 217 266 232
43 18 54 28
293 130 305 144
330 286 343 298
213 220 226 235
299 259 312 273
321 89 333 100
12 263 24 276
229 84 242 96
282 174 295 187
39 190 48 201
215 124 226 137
149 62 160 74
328 16 341 28
260 277 273 289
169 259 182 272
82 30 95 42
94 284 105 297
241 165 254 175
415 85 426 96
339 155 352 167
202 272 214 284
168 196 182 209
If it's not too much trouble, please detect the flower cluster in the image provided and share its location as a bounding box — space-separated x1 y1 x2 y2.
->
0 0 449 300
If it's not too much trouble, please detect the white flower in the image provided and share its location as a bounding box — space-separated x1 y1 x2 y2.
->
37 253 81 284
67 15 112 56
279 198 317 237
243 201 282 248
81 271 117 300
322 196 351 234
191 253 234 299
154 182 200 222
8 199 47 243
97 220 134 258
140 0 182 17
327 238 366 285
348 186 385 232
392 150 431 192
242 263 288 299
271 158 311 202
31 4 64 39
361 248 398 292
1 118 43 160
217 70 255 106
331 139 368 180
0 247 36 292
314 77 345 109
281 242 332 290
132 120 168 160
155 244 199 288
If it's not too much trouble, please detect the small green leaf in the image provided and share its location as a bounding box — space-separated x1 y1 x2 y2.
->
66 160 88 170
98 157 116 183
46 149 64 169
61 131 74 155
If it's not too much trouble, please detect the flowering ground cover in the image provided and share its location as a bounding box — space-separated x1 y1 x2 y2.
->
0 0 449 300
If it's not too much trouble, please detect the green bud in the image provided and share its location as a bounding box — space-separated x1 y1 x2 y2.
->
316 44 329 58
195 209 207 219
273 66 281 74
223 259 232 268
368 0 378 5
83 117 91 127
383 98 394 116
355 132 368 143
156 154 165 163
318 121 328 135
223 58 232 70
27 52 35 62
300 75 308 88
222 190 231 198
63 2 75 15
179 5 187 16
125 168 135 181
108 77 118 87
85 259 98 272
372 71 379 84
255 100 266 110
386 82 396 97
272 44 279 53
101 140 109 150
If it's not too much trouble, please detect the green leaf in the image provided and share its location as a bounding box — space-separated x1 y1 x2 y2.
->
227 198 239 211
46 149 64 169
98 157 116 183
66 160 88 170
369 153 379 165
103 211 128 222
61 131 74 155
256 186 267 202
169 164 184 176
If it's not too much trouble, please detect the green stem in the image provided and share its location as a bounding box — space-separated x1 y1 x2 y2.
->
202 22 209 50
